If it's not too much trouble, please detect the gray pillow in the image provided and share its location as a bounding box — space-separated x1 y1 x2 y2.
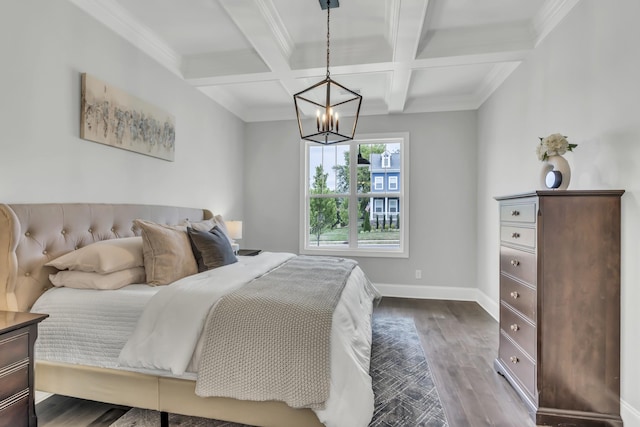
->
187 226 237 272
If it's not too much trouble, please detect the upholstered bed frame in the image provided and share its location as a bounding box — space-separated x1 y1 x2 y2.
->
0 203 322 427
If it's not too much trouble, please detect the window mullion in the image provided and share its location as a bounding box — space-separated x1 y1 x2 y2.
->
349 143 358 249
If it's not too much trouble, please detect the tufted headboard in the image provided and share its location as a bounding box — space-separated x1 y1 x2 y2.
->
0 203 213 312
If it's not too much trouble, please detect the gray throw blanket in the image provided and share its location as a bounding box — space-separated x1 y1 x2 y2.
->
195 255 357 409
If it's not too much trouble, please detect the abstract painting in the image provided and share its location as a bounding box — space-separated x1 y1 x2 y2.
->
80 73 175 161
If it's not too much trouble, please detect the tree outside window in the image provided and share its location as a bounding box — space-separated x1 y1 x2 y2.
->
303 135 409 258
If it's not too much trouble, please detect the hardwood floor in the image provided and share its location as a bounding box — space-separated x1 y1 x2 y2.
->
36 298 534 427
374 298 534 427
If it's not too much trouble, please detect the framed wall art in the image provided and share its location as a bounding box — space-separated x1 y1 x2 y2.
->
80 73 175 161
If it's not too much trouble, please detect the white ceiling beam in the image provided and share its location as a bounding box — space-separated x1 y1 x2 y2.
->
386 0 430 113
411 50 529 70
218 0 298 97
186 49 530 88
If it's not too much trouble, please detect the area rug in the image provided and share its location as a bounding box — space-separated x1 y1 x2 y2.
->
110 316 448 427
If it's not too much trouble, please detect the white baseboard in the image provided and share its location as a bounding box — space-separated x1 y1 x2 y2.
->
375 283 499 321
622 399 640 427
35 391 53 404
475 288 499 321
375 283 477 301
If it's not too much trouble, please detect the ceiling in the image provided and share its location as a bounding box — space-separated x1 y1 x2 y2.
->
69 0 579 123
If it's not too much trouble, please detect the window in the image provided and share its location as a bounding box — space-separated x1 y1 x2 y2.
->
301 133 409 258
374 176 384 190
388 176 398 190
389 198 398 213
382 151 391 168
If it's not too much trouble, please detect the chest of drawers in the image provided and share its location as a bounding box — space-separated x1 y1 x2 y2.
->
0 311 48 427
494 190 624 427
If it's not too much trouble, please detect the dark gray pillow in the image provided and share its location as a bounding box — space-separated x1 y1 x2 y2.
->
187 226 237 272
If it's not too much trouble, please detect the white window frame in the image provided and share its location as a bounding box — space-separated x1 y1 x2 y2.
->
374 176 384 190
389 198 398 213
388 176 398 190
382 151 391 168
300 132 410 258
374 199 384 213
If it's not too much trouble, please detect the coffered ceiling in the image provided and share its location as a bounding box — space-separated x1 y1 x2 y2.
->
69 0 579 122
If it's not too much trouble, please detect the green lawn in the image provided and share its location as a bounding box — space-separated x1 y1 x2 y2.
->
309 226 400 242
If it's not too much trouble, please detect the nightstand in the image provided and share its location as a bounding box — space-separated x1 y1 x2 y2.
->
237 249 262 256
0 311 48 427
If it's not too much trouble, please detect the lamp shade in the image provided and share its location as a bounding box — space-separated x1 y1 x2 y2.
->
226 221 243 240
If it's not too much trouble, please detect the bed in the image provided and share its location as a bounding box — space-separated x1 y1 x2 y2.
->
0 203 378 427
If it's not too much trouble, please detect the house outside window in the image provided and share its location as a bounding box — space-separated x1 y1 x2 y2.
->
301 133 409 258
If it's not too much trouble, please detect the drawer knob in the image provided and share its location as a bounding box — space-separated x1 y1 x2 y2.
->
511 210 520 216
510 356 519 364
510 259 520 266
511 232 520 239
510 291 519 299
510 324 520 332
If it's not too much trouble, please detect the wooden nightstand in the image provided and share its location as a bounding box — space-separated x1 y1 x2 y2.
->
0 311 48 427
237 249 262 256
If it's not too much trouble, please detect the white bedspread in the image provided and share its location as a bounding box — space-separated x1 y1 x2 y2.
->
32 252 378 427
119 252 296 374
31 284 158 369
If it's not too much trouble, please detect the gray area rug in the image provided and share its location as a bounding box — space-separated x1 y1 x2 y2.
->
110 316 448 427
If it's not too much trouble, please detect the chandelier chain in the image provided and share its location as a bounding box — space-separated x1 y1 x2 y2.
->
326 3 330 78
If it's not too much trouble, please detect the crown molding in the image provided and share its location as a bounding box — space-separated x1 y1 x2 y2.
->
475 61 522 107
68 0 182 76
532 0 581 47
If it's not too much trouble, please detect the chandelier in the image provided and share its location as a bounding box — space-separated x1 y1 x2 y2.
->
293 0 362 145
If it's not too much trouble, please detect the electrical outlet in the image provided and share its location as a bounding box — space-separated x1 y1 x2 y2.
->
415 269 422 279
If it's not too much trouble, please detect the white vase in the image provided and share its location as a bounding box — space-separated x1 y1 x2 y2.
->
539 154 571 190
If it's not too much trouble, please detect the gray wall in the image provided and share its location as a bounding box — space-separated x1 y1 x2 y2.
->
476 0 640 420
0 0 244 218
244 111 478 292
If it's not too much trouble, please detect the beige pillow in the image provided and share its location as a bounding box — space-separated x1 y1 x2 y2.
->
49 267 146 290
134 219 198 286
185 218 216 232
45 236 143 274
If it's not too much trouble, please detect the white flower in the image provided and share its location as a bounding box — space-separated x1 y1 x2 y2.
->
537 133 577 161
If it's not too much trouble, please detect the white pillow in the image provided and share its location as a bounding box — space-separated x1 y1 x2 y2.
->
46 237 144 274
49 267 146 290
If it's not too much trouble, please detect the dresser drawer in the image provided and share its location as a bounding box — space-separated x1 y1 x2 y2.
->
500 202 536 223
499 332 536 399
500 275 536 321
0 390 29 427
500 246 536 285
0 362 28 403
500 226 536 249
0 332 28 369
500 303 536 358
